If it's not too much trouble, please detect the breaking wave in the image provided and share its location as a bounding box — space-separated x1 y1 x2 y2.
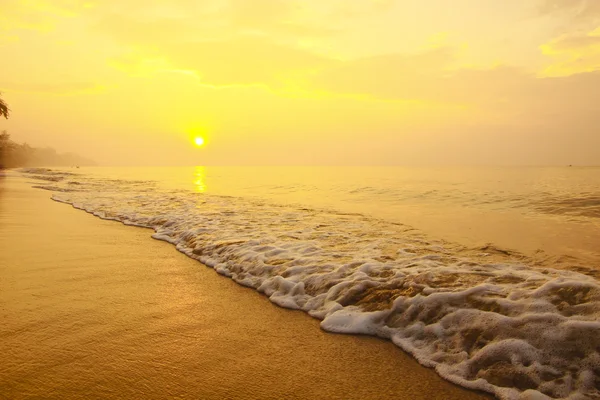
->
22 168 600 400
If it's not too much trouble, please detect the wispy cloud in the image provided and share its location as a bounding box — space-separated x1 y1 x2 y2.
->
540 27 600 76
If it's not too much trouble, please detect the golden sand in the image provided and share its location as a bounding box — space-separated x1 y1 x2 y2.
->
0 175 490 399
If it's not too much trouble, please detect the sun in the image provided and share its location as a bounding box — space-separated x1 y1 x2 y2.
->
194 137 205 147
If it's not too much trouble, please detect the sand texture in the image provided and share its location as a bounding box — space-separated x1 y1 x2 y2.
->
0 175 490 400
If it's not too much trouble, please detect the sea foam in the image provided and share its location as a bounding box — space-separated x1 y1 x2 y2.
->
24 169 600 400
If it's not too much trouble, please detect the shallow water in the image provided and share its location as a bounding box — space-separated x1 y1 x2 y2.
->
20 166 600 400
38 165 600 264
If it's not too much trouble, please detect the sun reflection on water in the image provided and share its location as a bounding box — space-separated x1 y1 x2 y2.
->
193 166 206 192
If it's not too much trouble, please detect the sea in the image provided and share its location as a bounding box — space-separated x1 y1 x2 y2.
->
19 166 600 400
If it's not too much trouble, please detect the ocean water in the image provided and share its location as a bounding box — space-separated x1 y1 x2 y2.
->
21 166 600 400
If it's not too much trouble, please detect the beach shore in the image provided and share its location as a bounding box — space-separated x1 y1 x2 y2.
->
0 174 490 400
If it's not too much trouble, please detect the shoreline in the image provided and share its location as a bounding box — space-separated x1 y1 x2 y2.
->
0 175 490 399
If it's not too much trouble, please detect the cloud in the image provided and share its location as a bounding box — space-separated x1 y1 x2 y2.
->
225 0 395 35
537 0 600 76
163 37 333 85
95 13 198 44
538 0 600 19
228 0 296 27
93 3 338 86
0 0 90 32
92 0 403 59
543 31 600 52
106 35 333 86
303 44 600 147
321 0 397 19
94 0 336 45
537 0 600 36
309 48 537 111
540 28 600 76
95 10 335 86
311 48 455 100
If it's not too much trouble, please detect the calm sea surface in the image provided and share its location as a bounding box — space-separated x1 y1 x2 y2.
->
65 166 600 265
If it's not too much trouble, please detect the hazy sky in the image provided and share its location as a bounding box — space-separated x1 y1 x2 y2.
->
1 0 599 165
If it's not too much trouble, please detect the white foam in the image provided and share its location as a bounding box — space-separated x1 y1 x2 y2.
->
24 169 600 400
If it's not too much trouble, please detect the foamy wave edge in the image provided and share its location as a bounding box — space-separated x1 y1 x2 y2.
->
44 190 600 400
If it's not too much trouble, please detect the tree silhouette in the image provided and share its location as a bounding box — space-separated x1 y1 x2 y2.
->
0 93 9 119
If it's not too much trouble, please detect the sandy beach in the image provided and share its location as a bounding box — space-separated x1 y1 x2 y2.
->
0 174 489 400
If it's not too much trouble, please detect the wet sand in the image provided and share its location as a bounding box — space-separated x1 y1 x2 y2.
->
0 175 490 400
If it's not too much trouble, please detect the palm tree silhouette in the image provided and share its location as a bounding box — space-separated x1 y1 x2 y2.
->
0 93 9 119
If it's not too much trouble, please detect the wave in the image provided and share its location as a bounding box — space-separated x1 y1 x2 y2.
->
22 168 600 400
531 194 600 219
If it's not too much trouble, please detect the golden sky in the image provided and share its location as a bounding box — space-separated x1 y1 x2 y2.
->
1 0 600 165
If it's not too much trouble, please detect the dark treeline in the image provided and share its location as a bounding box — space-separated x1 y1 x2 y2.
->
0 93 8 119
0 131 96 168
0 93 95 168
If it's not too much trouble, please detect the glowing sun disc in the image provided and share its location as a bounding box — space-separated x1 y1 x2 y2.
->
194 137 205 147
